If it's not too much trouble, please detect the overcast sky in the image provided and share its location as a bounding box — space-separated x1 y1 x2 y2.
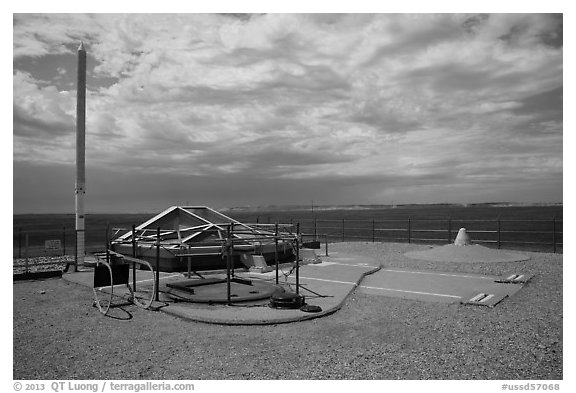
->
12 13 563 213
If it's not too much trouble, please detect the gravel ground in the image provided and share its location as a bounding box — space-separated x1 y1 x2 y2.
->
13 242 562 380
13 255 72 274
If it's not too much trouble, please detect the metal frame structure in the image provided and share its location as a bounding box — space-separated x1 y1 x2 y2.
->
110 206 297 273
109 216 306 306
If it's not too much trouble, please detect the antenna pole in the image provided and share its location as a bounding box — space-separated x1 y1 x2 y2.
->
75 42 86 271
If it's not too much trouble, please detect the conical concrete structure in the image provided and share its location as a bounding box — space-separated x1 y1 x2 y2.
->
454 228 472 246
404 224 529 263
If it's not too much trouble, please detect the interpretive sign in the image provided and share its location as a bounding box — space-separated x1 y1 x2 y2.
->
44 240 62 255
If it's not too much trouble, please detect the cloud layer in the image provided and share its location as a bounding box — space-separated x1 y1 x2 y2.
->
13 13 563 212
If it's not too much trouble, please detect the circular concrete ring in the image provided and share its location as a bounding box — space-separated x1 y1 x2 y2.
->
167 279 283 303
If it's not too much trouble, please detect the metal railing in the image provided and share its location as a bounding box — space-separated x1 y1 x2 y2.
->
13 226 104 260
12 216 563 274
288 217 562 253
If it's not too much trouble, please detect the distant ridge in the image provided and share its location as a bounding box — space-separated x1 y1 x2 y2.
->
221 202 562 213
13 202 562 216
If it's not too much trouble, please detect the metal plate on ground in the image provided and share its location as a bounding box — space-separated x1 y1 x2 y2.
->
461 292 508 308
166 278 226 291
165 277 280 303
495 273 534 284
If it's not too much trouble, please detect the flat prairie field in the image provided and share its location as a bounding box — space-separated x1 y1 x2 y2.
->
13 242 562 380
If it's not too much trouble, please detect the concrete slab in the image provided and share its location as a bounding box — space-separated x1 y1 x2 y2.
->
359 268 524 304
62 252 381 325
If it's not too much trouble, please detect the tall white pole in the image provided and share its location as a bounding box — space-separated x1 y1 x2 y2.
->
75 41 86 270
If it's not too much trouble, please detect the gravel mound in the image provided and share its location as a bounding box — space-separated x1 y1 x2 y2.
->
404 244 530 263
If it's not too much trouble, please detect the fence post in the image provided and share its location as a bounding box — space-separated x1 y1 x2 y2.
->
447 218 452 244
342 219 345 242
226 225 232 305
314 219 317 241
132 224 136 292
25 233 29 274
230 224 235 277
552 216 556 253
62 226 66 256
155 227 160 301
275 223 279 285
74 230 78 272
296 223 300 295
18 227 22 259
372 220 375 243
497 217 501 249
408 218 411 244
105 223 110 264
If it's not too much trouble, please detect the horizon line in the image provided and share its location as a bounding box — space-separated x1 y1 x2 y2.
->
12 201 564 215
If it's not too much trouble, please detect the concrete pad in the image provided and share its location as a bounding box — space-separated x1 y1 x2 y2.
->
62 252 381 325
359 268 524 304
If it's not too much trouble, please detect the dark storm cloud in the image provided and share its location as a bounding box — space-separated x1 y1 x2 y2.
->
513 87 563 118
13 106 74 138
12 13 563 212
